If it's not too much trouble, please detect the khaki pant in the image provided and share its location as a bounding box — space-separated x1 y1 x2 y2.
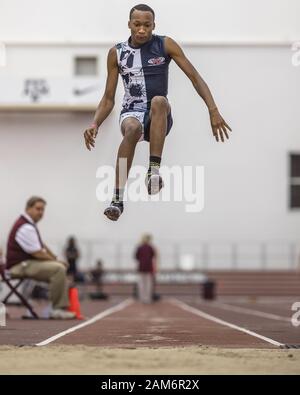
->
137 273 153 304
10 260 69 310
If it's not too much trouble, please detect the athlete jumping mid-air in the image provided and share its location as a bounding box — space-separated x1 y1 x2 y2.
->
84 3 232 221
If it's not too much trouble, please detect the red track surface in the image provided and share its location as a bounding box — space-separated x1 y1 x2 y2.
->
1 295 299 349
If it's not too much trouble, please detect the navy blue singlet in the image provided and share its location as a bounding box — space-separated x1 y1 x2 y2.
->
116 34 173 141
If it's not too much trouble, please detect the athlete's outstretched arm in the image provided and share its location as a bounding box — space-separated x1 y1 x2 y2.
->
165 37 232 142
84 47 119 150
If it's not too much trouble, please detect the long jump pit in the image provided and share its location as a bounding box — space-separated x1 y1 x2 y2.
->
1 293 300 374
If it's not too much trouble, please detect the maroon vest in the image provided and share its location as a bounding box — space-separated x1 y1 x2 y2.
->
6 215 43 269
135 243 156 273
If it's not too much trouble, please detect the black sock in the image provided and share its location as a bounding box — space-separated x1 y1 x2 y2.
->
112 188 124 204
148 155 161 177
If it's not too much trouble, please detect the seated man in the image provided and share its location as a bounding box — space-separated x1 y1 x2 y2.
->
6 196 75 319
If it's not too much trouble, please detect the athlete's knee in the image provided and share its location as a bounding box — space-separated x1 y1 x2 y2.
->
151 96 169 112
123 121 142 142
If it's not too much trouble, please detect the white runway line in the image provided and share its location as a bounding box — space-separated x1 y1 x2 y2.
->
170 298 284 347
36 298 133 346
210 302 291 322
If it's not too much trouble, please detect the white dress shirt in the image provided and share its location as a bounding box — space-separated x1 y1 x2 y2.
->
15 213 42 254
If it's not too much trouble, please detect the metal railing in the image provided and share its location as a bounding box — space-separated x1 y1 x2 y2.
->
51 239 300 271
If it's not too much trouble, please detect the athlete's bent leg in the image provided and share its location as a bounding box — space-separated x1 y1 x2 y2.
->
104 117 142 221
147 96 170 194
149 96 170 157
116 118 142 190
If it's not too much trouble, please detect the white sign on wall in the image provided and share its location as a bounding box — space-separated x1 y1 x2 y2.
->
0 76 104 108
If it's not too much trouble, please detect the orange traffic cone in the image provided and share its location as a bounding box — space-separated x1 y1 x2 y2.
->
68 287 84 319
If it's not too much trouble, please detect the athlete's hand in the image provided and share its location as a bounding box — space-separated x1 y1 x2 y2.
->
84 124 98 150
209 108 232 142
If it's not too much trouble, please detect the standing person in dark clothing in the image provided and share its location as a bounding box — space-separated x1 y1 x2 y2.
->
89 259 108 300
135 234 157 303
65 236 80 281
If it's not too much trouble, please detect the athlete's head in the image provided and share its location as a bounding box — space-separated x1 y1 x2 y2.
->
128 4 155 45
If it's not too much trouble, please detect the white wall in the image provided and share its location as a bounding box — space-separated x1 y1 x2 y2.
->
0 0 299 43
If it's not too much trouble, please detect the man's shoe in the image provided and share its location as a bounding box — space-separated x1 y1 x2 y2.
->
146 169 164 195
104 201 124 221
50 309 76 320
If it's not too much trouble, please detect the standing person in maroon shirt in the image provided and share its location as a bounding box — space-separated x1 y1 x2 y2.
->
135 234 157 303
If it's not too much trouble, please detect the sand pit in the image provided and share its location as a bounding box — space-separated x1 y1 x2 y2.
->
0 345 299 374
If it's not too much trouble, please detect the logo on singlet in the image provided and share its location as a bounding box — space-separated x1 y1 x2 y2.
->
148 57 165 65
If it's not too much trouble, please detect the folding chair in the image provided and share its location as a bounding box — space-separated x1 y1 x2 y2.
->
0 261 39 319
